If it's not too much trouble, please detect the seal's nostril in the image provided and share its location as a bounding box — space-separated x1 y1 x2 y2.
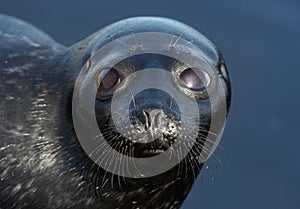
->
142 110 151 130
141 109 166 131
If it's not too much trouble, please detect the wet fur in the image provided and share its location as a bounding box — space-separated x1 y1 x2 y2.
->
0 14 231 209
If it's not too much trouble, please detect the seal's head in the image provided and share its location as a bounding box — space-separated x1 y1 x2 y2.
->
71 17 231 182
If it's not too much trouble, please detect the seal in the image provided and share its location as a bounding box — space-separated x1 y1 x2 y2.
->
0 14 231 209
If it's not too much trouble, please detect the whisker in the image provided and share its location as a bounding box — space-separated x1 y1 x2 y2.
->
116 39 133 53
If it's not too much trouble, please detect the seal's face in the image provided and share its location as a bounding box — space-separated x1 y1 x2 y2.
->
74 33 230 178
94 53 212 162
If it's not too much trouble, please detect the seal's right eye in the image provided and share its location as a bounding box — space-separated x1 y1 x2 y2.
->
97 68 122 99
98 68 121 91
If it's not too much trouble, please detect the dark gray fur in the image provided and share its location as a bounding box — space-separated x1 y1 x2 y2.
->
0 14 231 209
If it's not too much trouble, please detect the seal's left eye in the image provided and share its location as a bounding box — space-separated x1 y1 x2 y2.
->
179 68 210 91
98 68 121 90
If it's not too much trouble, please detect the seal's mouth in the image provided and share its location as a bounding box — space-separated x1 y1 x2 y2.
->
133 138 171 158
140 149 165 157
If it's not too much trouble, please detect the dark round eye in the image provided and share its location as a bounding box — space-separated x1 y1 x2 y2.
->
98 68 121 91
179 68 210 91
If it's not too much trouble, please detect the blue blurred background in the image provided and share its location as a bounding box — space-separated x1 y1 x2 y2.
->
1 0 299 208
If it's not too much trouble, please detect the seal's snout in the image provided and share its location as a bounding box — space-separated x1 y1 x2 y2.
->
130 107 176 143
126 88 182 150
128 94 181 157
